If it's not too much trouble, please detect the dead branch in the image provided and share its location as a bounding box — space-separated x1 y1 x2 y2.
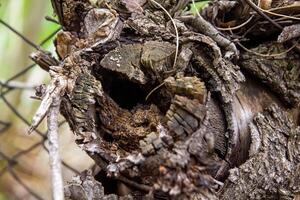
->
47 94 64 200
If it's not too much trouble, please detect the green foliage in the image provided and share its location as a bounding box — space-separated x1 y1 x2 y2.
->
190 1 210 14
0 0 58 78
38 2 61 49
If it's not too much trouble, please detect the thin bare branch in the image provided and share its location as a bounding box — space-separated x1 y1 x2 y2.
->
45 16 60 24
243 0 283 30
47 95 64 200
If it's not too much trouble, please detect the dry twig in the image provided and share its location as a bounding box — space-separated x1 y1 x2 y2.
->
243 0 283 30
47 95 64 200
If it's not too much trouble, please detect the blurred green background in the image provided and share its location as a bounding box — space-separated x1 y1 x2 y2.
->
0 1 60 199
0 0 58 125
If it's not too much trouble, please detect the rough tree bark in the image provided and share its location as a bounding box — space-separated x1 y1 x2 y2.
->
31 0 300 199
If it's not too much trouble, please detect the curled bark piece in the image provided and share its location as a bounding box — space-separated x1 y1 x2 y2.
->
54 8 122 59
278 24 300 43
184 33 245 103
55 31 80 59
51 0 92 32
179 14 239 59
83 8 122 47
190 39 244 172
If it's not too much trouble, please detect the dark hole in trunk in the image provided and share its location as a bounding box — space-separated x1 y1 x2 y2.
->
108 79 146 110
240 32 280 49
94 67 172 113
96 69 148 110
95 170 119 195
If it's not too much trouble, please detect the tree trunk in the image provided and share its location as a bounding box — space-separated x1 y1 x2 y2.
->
32 0 300 199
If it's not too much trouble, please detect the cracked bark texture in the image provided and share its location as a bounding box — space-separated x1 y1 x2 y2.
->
240 42 300 106
220 105 300 200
